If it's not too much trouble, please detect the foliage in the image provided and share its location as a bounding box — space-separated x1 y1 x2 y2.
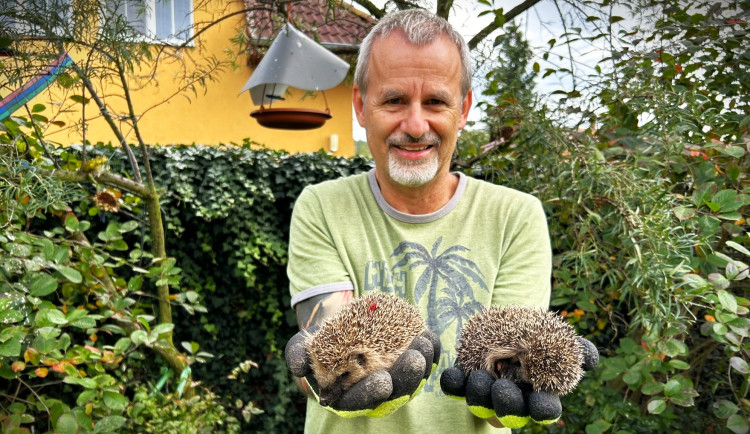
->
463 1 750 432
126 386 240 433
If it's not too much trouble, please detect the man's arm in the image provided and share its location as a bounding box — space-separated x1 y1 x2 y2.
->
292 290 354 395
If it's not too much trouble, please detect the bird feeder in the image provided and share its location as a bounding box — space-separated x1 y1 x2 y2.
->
241 23 350 130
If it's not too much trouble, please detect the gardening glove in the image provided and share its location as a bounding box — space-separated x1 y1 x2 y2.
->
441 336 599 428
285 326 440 418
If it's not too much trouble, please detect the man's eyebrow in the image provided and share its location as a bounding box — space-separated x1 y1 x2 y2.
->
427 90 453 101
379 89 404 100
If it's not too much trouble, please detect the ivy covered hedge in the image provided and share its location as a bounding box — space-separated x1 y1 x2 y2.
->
110 143 373 432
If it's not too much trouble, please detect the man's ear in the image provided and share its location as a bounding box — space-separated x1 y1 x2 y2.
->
352 84 366 127
458 89 473 130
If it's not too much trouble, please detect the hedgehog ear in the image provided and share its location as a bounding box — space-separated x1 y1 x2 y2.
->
353 352 367 367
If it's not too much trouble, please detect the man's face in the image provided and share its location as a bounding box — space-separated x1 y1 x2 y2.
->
353 31 472 189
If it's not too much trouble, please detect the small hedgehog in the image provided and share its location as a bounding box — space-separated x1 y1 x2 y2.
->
306 293 426 406
456 305 585 395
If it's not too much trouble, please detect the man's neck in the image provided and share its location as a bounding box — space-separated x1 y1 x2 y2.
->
374 169 459 215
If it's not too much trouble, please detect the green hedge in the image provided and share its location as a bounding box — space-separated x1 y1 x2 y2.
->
103 143 373 432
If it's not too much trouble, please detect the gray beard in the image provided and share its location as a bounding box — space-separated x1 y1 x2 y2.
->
385 131 441 187
387 150 439 187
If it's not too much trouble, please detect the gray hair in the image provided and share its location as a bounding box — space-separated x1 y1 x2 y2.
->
354 9 472 99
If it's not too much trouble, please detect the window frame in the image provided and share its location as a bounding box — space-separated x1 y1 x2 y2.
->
107 0 194 46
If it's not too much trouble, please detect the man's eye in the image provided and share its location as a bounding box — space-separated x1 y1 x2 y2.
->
385 98 402 105
426 99 445 105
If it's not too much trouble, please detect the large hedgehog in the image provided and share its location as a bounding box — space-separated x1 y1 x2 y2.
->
306 293 426 406
456 305 588 395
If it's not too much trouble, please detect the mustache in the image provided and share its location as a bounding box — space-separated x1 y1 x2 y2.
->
386 132 441 147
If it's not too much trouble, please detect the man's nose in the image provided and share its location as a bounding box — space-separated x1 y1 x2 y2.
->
400 103 430 139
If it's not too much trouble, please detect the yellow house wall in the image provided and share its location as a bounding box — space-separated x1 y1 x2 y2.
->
34 1 355 156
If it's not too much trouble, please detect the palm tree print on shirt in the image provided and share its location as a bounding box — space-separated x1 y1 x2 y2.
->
391 237 488 334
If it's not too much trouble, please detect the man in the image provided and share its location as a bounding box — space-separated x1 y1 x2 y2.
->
288 9 552 433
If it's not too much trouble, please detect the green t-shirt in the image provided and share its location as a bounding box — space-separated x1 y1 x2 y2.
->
288 169 552 434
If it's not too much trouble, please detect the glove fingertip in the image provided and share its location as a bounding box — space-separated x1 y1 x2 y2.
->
389 349 426 399
408 336 433 379
528 390 562 424
285 329 312 377
421 330 441 366
491 378 527 418
578 337 600 371
439 366 466 398
466 370 495 410
334 370 392 412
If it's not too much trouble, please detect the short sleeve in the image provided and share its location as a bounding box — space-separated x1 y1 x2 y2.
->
287 187 354 308
491 197 552 308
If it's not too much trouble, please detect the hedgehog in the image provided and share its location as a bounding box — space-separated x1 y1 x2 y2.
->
455 305 587 395
306 293 426 407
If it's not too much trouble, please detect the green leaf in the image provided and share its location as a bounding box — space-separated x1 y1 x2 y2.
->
0 339 22 357
130 330 148 346
151 323 175 336
664 339 688 356
713 323 729 335
730 356 749 374
667 359 690 370
118 220 139 233
673 206 695 221
55 413 80 434
641 382 664 395
728 414 749 434
647 398 666 414
585 420 612 434
714 399 739 418
63 376 97 389
64 215 79 232
127 275 143 292
724 146 746 158
37 309 68 326
55 266 82 283
664 379 682 396
93 415 126 433
29 274 58 297
114 337 131 353
727 241 750 257
103 391 129 411
719 290 739 313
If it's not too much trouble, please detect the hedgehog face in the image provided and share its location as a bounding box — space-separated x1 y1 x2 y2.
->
313 351 370 406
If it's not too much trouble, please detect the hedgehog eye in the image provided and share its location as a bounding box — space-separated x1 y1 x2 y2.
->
339 371 350 381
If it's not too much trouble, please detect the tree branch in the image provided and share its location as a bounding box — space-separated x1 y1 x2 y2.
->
467 0 543 50
47 169 152 198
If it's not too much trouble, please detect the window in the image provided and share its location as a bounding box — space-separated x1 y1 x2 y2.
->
0 0 73 37
109 0 193 45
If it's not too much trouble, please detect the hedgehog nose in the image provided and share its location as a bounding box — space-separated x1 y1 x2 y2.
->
319 399 330 407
